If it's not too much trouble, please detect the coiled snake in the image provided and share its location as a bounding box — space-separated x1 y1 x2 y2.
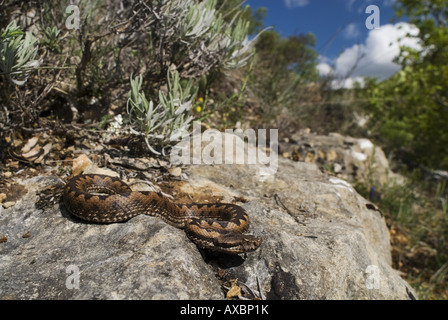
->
63 174 261 254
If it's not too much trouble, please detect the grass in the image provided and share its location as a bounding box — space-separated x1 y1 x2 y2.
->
355 171 448 299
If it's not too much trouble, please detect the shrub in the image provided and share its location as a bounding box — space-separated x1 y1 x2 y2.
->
127 70 197 154
0 21 41 86
125 0 258 153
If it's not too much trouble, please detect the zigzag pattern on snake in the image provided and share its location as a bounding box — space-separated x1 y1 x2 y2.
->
63 174 261 254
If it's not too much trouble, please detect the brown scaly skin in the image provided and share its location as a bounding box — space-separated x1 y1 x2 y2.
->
63 174 261 254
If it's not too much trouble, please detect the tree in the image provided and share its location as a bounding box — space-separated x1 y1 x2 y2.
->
249 29 319 121
255 30 319 83
363 0 448 169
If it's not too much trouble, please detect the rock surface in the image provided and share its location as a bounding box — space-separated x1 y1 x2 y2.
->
186 158 415 299
0 134 416 300
280 131 404 188
0 176 222 299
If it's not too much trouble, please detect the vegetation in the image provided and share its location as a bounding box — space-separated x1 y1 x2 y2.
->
361 0 448 170
127 70 197 154
0 21 41 86
0 0 258 148
356 0 448 298
0 0 447 299
356 172 448 299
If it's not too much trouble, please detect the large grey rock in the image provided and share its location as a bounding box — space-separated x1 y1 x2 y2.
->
186 158 415 299
0 134 416 300
0 176 222 299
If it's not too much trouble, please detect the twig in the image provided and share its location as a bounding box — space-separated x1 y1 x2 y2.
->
274 193 306 226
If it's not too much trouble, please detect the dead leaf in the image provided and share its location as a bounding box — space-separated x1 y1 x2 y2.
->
7 161 19 169
226 285 242 299
21 145 41 159
35 143 52 163
21 136 39 154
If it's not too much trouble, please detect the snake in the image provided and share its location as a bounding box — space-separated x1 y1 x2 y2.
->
62 174 261 254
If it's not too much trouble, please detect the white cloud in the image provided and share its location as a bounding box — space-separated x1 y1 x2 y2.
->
331 76 365 89
284 0 309 8
317 62 333 76
331 22 421 88
343 23 361 39
317 56 334 76
334 44 366 76
316 62 333 76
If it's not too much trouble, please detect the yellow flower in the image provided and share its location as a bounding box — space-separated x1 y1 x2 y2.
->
196 106 202 112
198 97 204 102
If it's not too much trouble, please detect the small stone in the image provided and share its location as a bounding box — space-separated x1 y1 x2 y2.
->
2 201 15 208
169 167 182 177
72 154 93 176
333 163 342 173
326 149 338 162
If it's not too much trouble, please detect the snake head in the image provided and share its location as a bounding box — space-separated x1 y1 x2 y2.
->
213 233 262 254
240 234 262 253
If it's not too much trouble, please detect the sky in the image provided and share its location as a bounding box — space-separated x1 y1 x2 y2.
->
245 0 421 87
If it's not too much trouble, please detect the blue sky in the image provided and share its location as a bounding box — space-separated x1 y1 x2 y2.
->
245 0 420 87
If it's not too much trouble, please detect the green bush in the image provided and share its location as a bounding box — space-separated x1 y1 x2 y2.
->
127 70 197 154
124 0 260 153
361 0 448 170
0 21 41 86
0 0 261 153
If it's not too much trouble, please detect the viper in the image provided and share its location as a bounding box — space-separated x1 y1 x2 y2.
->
63 174 261 254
